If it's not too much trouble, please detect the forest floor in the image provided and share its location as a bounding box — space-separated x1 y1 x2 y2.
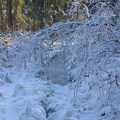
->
0 67 74 120
0 57 119 120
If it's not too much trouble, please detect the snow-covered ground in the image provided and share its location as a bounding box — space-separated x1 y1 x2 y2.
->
0 66 72 120
0 60 120 120
0 70 49 120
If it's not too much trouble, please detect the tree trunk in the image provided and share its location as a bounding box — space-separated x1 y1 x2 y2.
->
0 0 4 31
7 0 13 28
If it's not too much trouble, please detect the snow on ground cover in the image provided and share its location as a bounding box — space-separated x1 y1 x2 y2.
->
0 69 51 120
47 84 73 120
0 62 120 120
0 46 120 120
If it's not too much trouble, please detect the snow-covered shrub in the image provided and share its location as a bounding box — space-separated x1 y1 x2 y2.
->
10 0 120 96
65 1 120 119
71 0 120 95
19 101 47 120
11 22 82 80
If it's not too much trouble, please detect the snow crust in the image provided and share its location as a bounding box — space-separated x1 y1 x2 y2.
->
0 68 120 120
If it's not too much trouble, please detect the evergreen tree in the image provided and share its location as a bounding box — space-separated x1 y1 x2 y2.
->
0 0 89 32
7 0 13 30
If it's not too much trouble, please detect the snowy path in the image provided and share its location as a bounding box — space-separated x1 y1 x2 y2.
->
46 52 76 119
47 52 69 85
47 84 73 120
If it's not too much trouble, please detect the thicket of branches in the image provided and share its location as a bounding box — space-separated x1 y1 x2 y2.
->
6 0 119 88
0 0 118 110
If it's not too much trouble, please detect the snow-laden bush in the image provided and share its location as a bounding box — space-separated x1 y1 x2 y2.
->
10 22 82 79
70 0 120 96
10 0 120 93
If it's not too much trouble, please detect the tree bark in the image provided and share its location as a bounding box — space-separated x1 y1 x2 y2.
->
7 0 13 28
0 0 4 31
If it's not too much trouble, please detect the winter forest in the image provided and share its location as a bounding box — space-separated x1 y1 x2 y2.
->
0 0 120 120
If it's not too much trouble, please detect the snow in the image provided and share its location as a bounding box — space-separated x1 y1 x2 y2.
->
0 66 119 120
0 1 120 119
0 67 71 120
47 52 69 85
